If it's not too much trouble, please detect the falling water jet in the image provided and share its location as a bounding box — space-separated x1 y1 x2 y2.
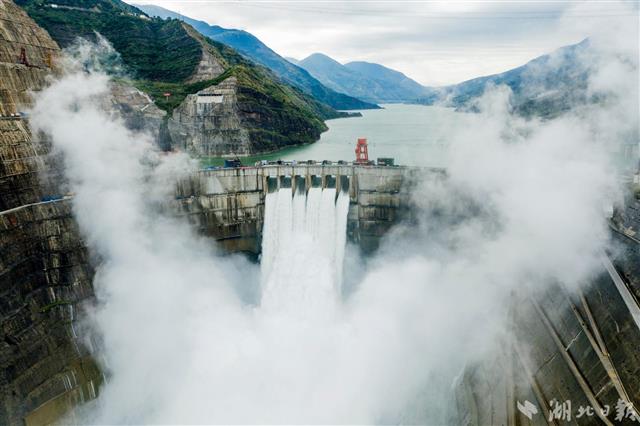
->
260 187 350 312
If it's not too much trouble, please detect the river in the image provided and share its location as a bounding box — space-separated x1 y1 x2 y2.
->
203 104 467 168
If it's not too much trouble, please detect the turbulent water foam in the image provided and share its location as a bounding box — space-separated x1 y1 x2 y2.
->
261 187 350 315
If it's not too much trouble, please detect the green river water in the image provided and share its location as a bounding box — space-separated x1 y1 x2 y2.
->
202 104 465 168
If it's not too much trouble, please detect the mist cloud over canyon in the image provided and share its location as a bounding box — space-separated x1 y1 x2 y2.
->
21 2 638 419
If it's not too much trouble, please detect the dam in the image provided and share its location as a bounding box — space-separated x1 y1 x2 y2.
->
173 163 444 255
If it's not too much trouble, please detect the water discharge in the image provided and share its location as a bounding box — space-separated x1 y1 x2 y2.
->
28 19 637 420
261 187 351 316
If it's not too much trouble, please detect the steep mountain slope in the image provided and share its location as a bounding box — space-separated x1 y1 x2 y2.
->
135 4 379 111
17 0 203 83
168 25 337 156
16 0 342 155
298 53 428 103
0 2 101 423
418 39 593 118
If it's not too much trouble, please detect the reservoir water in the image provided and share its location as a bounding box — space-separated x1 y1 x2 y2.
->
204 104 467 167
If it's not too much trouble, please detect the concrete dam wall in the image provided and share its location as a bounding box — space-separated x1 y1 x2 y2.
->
173 164 444 255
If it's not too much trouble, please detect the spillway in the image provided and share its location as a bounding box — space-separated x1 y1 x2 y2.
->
260 188 350 314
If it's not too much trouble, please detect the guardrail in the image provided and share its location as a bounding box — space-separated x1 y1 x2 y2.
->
0 195 72 217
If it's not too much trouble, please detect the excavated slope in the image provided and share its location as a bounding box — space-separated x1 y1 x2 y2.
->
0 2 99 424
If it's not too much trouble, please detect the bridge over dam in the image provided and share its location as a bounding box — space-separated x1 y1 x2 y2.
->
173 163 446 255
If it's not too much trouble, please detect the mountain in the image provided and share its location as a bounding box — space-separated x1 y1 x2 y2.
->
134 4 378 111
298 53 428 103
345 61 428 100
16 0 349 156
418 39 593 118
298 54 357 96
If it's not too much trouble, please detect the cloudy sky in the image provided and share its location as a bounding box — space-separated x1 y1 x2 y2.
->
126 1 639 86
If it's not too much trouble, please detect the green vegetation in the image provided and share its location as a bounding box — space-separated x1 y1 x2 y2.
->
18 0 140 13
39 300 73 313
232 65 328 150
17 0 202 82
17 0 345 154
130 68 235 113
199 34 346 120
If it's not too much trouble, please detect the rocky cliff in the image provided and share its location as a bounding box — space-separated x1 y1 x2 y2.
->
106 81 166 141
0 1 100 424
0 2 170 423
167 24 329 157
169 76 253 157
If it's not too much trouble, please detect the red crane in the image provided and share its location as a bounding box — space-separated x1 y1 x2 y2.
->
355 138 369 164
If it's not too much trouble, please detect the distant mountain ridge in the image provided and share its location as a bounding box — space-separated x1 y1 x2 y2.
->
418 39 593 118
134 4 379 111
295 40 595 118
345 61 427 97
297 53 429 103
108 1 600 120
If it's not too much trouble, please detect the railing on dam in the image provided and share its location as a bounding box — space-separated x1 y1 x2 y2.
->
182 164 446 198
264 172 350 193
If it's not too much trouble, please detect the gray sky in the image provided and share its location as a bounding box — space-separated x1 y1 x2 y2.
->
126 1 639 86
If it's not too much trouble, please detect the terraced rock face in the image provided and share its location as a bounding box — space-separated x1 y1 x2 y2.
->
452 199 640 425
0 1 101 424
106 81 166 141
169 77 253 157
0 0 57 114
0 201 99 426
0 0 58 211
